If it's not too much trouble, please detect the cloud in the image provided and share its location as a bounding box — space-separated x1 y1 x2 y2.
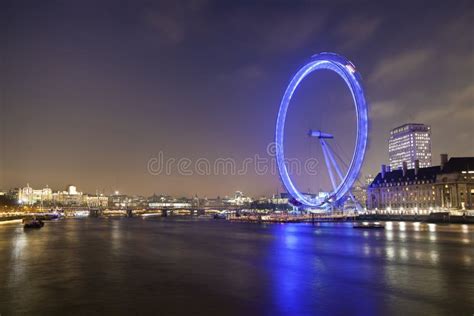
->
369 49 434 84
228 7 327 54
336 16 382 50
369 100 399 120
215 63 266 83
452 82 474 106
260 11 327 53
143 0 210 44
413 83 474 122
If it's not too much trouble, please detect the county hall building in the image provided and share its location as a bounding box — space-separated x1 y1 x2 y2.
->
367 155 474 212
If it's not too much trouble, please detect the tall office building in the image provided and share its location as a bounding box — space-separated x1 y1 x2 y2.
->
388 123 432 169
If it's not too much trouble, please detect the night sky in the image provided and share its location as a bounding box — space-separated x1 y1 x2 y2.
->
1 1 473 197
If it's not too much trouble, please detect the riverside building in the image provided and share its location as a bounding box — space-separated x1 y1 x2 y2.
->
368 155 474 212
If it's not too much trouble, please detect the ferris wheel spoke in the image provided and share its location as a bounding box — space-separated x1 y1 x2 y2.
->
321 139 344 182
329 142 358 186
325 141 348 171
320 140 337 192
323 140 362 210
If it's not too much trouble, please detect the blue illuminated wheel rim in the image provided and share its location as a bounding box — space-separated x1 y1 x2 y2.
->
275 52 368 208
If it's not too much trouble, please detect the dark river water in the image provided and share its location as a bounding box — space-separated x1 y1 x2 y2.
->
0 218 473 315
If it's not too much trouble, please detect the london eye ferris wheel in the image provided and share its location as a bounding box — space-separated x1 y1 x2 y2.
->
275 52 369 209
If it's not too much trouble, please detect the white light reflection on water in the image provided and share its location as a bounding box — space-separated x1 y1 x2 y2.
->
399 231 407 241
386 247 395 260
462 224 469 233
464 255 472 266
363 244 371 256
8 230 27 286
413 222 421 231
430 250 439 264
399 222 406 231
111 219 121 252
428 223 437 242
399 248 408 260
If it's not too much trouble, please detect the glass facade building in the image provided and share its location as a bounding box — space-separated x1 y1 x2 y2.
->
389 123 432 170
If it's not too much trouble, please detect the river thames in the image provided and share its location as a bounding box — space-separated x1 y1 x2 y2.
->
0 218 473 315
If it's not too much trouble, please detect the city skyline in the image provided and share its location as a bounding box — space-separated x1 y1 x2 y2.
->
2 1 473 197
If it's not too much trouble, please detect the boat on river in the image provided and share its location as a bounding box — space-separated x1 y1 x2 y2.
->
23 219 45 229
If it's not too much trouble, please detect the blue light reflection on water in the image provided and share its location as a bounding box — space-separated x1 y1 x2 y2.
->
267 223 380 315
263 221 474 315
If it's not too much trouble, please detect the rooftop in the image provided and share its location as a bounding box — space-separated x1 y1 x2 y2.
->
390 123 431 135
442 157 474 173
370 157 474 187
